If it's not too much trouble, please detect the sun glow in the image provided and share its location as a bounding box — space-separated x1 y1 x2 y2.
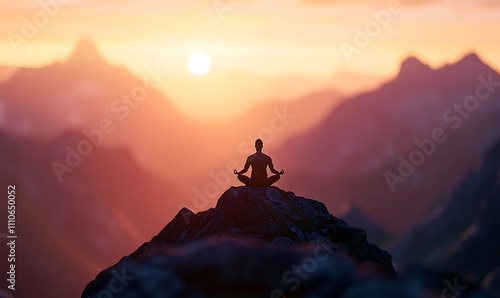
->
188 50 211 76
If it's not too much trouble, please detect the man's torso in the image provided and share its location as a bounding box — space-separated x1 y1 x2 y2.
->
248 152 270 181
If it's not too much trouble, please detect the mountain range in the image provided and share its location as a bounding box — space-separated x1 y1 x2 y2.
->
2 38 500 297
274 53 500 233
0 129 182 297
393 138 500 293
0 39 342 181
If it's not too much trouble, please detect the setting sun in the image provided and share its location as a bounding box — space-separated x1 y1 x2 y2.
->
188 50 211 76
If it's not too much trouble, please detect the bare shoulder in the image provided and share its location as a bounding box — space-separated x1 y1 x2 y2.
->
264 153 272 162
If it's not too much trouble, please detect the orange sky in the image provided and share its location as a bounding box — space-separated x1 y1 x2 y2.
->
1 0 500 120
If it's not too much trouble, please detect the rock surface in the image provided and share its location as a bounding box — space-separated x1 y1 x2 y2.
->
129 187 396 274
83 186 500 297
83 187 397 297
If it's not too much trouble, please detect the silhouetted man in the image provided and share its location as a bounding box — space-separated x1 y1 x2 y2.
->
234 139 284 187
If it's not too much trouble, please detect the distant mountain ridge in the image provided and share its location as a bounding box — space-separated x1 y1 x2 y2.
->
66 38 108 67
396 56 433 80
338 203 392 246
0 38 344 181
0 128 181 298
393 138 500 293
274 52 500 233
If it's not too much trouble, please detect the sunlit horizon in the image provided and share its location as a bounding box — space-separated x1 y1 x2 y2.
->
4 2 500 298
1 39 498 122
1 0 500 120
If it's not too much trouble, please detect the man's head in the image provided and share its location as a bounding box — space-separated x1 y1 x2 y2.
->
255 139 263 152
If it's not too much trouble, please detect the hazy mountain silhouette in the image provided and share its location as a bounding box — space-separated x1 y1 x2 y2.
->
236 89 342 148
0 66 18 83
274 53 500 233
392 138 500 294
0 38 216 180
0 39 344 182
0 129 181 298
65 38 108 67
338 203 392 246
3 39 500 297
396 56 433 80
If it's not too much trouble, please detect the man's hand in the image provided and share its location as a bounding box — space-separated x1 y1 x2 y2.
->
279 169 284 175
234 169 239 175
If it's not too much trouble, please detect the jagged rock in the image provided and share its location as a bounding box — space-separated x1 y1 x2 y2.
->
129 187 396 275
83 187 397 297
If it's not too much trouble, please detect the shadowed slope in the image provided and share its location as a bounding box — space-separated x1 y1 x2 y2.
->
83 187 398 297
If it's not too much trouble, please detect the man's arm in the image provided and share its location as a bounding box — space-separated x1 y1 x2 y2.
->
236 157 251 175
268 158 281 175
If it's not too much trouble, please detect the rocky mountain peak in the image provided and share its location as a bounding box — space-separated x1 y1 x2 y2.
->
65 38 107 67
83 186 397 297
447 52 493 73
397 56 433 80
